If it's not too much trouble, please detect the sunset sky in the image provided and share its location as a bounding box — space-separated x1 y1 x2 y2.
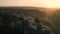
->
0 0 60 8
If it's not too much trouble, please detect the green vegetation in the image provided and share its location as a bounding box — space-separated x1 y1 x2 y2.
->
0 7 59 34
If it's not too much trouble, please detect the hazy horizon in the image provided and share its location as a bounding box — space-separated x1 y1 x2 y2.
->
0 0 60 8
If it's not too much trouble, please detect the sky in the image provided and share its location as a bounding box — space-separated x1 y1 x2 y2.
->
0 0 60 8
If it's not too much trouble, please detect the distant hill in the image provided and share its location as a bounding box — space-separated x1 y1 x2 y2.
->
0 7 46 18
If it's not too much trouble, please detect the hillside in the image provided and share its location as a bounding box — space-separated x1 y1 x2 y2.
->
0 7 46 18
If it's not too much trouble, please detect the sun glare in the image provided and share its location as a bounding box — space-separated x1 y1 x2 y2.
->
40 0 60 8
18 0 60 8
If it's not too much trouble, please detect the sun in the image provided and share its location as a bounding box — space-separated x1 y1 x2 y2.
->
41 0 60 8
